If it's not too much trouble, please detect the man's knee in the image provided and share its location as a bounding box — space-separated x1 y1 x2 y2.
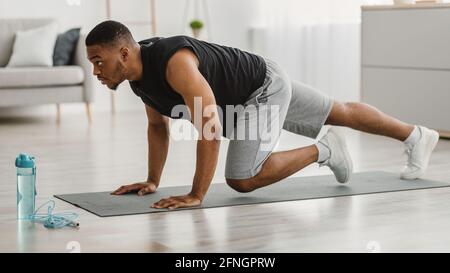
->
325 101 354 125
226 178 255 193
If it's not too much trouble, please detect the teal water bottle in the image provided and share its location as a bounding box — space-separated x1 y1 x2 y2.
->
15 153 36 220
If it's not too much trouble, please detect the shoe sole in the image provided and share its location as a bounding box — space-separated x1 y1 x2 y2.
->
328 128 353 183
401 129 439 180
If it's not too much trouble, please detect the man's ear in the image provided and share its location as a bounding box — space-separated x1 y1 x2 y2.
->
120 47 130 61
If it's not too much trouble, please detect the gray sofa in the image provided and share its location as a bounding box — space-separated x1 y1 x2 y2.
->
0 18 95 123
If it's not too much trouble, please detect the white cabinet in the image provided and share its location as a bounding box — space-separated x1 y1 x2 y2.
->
361 4 450 137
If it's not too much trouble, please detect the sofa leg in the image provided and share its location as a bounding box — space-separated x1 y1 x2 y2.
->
86 102 92 124
111 92 116 115
56 104 61 124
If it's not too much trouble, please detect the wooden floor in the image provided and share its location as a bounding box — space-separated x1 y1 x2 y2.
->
1 110 450 253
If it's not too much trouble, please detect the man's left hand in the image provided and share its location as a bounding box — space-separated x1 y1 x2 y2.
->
151 193 202 210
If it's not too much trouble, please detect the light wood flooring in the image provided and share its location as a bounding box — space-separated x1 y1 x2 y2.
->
1 110 450 253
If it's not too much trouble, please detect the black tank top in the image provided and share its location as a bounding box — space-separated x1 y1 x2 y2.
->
129 36 267 136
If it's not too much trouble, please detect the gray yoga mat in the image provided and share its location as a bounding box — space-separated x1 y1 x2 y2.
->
54 171 450 217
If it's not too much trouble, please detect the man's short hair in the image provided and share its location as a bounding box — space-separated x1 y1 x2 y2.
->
85 20 135 47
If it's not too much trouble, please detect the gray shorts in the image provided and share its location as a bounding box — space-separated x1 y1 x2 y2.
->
225 58 334 179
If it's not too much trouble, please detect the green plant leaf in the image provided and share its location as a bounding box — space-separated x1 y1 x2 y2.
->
189 19 204 29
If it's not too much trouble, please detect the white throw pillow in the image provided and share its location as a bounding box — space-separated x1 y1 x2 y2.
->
6 23 59 67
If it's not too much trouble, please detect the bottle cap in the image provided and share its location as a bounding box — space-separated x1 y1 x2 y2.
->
15 153 35 168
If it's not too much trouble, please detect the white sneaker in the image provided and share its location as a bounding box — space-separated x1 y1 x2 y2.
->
318 127 353 183
401 126 439 180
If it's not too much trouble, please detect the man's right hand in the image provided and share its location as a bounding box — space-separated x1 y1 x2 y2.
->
111 181 158 196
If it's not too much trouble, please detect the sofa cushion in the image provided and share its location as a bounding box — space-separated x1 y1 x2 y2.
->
0 66 84 88
7 23 59 67
0 18 55 67
53 28 81 66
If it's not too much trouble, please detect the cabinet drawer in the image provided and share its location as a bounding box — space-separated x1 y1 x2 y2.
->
362 8 450 69
361 67 450 131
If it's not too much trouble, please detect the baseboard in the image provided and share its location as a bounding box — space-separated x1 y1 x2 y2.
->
437 130 450 139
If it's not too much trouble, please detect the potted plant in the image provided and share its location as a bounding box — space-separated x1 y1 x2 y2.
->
189 19 204 39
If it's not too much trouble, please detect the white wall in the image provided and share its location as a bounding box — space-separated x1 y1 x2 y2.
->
1 0 391 118
3 0 450 118
0 0 261 117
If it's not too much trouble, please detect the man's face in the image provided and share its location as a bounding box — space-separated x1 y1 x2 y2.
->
87 44 127 91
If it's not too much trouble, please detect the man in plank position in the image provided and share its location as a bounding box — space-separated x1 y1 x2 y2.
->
85 21 439 209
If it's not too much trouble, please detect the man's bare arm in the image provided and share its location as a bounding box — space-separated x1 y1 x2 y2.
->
151 48 222 209
145 104 170 185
